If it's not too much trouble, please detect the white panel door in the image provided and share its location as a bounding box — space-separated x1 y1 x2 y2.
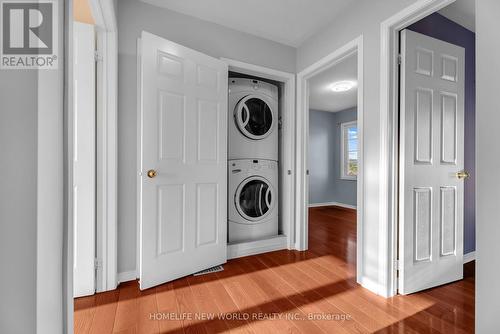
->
399 29 465 294
139 31 228 290
73 22 96 298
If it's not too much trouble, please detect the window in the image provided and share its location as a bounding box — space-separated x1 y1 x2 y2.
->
341 121 358 180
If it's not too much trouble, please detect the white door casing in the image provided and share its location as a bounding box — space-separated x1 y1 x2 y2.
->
399 29 465 294
139 31 228 290
73 22 96 298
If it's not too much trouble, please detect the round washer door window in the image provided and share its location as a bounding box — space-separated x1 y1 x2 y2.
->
235 95 274 139
235 176 275 222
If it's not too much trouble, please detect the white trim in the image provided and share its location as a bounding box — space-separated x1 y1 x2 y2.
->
64 2 74 332
37 22 64 334
91 0 118 293
117 270 138 284
308 202 357 210
136 37 143 287
359 276 386 297
463 251 476 264
296 36 364 287
227 235 288 259
379 0 456 298
221 57 296 250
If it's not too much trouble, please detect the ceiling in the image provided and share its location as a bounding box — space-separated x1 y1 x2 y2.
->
438 0 475 32
308 53 357 113
139 0 354 47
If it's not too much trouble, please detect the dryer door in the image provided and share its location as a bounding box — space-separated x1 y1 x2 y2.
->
235 95 274 139
235 176 275 222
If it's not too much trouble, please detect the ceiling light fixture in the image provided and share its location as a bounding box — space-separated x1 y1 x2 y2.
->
330 80 356 92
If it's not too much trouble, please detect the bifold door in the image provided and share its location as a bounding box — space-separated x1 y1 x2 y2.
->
138 31 228 290
399 29 465 294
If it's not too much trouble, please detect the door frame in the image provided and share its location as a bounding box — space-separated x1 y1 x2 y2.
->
296 36 364 282
90 0 118 293
220 58 296 250
379 0 456 297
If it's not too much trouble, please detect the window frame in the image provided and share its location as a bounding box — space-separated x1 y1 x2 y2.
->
340 120 358 180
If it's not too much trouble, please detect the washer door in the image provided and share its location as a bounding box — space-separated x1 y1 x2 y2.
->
235 176 275 222
235 95 274 139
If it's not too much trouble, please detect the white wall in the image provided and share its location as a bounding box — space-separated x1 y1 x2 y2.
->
297 0 420 293
475 0 500 331
116 0 296 274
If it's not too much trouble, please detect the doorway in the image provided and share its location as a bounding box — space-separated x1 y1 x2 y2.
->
296 36 364 284
72 0 119 299
384 0 476 295
307 52 360 275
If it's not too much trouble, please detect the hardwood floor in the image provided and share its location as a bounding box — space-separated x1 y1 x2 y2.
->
75 206 475 333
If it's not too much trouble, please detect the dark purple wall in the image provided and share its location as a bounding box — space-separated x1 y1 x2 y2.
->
408 13 476 254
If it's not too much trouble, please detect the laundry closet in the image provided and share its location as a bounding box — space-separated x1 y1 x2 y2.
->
226 72 289 256
136 31 295 290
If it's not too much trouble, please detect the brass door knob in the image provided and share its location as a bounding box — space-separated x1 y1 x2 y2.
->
456 170 470 180
147 169 157 178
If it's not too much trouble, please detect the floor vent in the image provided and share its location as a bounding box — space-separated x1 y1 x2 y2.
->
193 265 224 276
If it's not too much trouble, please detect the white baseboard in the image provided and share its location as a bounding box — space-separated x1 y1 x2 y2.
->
117 270 137 284
228 234 288 260
463 251 475 264
308 201 357 210
359 276 388 297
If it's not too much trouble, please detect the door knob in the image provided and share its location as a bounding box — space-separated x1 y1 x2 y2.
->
456 170 470 180
147 169 157 178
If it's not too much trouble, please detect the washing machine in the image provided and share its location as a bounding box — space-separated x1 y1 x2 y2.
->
228 159 279 243
228 78 279 161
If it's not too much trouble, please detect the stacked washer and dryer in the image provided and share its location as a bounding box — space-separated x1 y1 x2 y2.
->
228 78 279 243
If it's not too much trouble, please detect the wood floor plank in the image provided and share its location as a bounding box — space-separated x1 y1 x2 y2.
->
75 206 475 334
88 289 119 334
113 282 140 333
136 287 160 334
227 260 303 334
240 256 329 334
186 274 231 334
172 278 209 334
198 272 255 334
74 295 96 334
155 282 184 334
213 262 282 334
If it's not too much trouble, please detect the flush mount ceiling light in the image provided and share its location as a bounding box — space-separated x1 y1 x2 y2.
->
330 80 356 92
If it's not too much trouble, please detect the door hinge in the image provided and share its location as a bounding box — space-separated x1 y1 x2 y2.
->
94 51 103 62
395 259 400 271
397 54 402 65
94 258 102 270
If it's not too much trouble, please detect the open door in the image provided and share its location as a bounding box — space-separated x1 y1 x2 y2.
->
73 22 96 298
138 31 228 290
399 29 465 294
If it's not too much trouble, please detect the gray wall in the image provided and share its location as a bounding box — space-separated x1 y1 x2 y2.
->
309 108 357 207
476 0 500 331
0 1 64 331
0 71 37 334
116 0 296 274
